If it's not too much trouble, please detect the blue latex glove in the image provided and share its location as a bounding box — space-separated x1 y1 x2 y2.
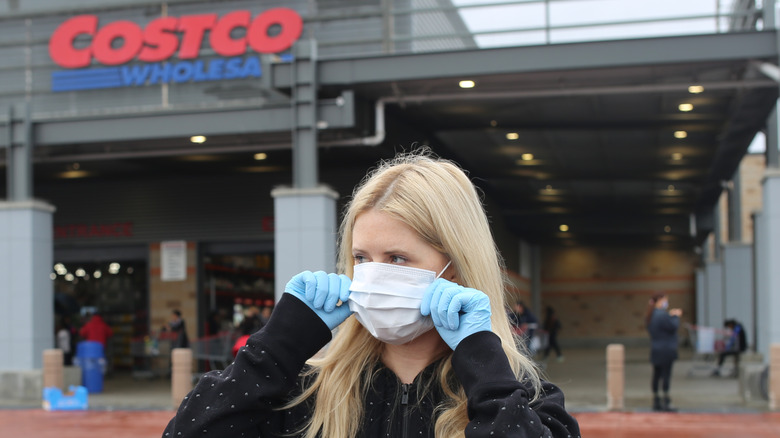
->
284 271 353 330
420 278 492 350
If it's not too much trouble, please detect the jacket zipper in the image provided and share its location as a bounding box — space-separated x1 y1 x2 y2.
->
401 383 410 438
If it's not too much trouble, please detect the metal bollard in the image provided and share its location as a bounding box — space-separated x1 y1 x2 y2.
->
770 343 780 411
42 349 64 390
606 343 625 411
171 348 193 408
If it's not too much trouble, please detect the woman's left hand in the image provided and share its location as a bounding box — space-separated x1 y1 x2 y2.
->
421 278 492 350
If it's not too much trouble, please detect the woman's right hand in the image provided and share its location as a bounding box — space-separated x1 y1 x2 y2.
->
284 271 353 330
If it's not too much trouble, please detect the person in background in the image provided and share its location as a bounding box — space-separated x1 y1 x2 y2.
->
645 293 683 412
542 306 564 362
164 149 579 438
56 319 73 366
79 311 113 347
167 309 190 349
712 318 746 378
509 300 539 354
238 306 263 335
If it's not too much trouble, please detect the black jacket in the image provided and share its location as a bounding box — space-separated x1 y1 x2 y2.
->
647 308 679 365
163 295 580 438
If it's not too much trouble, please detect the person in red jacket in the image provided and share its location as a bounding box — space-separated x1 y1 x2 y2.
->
79 312 113 347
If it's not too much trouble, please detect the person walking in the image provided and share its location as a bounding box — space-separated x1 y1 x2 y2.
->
163 149 580 438
542 306 564 362
646 293 683 412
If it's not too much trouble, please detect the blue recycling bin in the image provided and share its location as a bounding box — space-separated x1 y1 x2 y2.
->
75 341 106 393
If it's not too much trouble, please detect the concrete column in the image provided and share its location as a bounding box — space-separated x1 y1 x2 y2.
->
770 344 780 411
606 344 625 411
695 268 707 326
530 245 542 318
760 170 780 354
704 261 724 328
171 348 193 408
754 211 770 358
0 200 56 370
722 244 754 342
271 186 339 301
42 349 63 390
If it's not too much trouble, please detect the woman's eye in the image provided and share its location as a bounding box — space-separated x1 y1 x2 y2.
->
390 255 407 264
353 255 367 264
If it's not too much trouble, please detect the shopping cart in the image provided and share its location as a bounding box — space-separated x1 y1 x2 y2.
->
130 331 174 380
683 323 725 377
191 331 236 371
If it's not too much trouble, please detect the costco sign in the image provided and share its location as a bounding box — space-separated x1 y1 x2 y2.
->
49 8 302 92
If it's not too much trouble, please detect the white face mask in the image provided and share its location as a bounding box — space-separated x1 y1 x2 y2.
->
348 261 450 345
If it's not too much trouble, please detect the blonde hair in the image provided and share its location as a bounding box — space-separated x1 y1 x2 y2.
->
286 149 541 437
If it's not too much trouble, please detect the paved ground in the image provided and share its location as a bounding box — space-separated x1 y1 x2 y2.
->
1 347 775 437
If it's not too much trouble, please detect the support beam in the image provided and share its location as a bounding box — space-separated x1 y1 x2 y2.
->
291 40 319 189
6 105 33 201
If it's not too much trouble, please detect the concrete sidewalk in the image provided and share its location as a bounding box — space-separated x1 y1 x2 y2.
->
1 347 775 438
0 347 768 413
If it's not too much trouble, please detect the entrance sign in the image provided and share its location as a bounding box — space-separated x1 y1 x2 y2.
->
48 8 302 92
161 241 188 282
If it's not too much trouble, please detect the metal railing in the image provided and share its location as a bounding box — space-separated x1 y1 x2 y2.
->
312 0 771 58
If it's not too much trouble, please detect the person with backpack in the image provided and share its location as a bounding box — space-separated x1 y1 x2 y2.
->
712 319 746 378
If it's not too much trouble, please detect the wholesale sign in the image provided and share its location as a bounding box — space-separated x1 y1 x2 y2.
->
48 8 302 92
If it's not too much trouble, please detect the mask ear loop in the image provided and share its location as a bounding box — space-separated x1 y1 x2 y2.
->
436 260 452 279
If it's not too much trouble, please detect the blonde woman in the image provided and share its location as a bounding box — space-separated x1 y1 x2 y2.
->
164 151 580 438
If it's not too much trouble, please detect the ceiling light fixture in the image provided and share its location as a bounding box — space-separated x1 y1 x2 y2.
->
678 103 694 112
190 135 207 143
521 153 534 161
459 80 475 89
673 130 687 139
506 132 519 140
671 152 683 161
688 85 704 94
254 152 268 161
667 184 675 191
559 224 569 232
664 225 671 233
490 120 497 127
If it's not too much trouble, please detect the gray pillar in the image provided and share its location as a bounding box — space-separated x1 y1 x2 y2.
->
722 243 754 346
6 104 33 201
704 261 724 328
0 200 56 370
695 267 707 325
754 210 769 357
271 186 339 301
291 40 319 189
767 105 780 169
530 245 542 318
759 169 780 357
727 169 742 242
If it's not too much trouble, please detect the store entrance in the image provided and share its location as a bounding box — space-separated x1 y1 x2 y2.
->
53 246 149 372
199 241 275 339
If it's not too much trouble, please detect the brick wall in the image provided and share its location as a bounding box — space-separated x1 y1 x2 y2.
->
540 246 696 343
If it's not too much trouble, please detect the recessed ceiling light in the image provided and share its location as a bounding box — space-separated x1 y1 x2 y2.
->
57 170 91 179
559 224 569 232
254 152 268 161
678 103 694 112
190 135 207 143
671 152 683 161
490 120 497 127
506 132 519 140
674 130 687 139
664 225 671 233
520 153 534 161
459 80 475 89
667 184 675 191
688 85 704 94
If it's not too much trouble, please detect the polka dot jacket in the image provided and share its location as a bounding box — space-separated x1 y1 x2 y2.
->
163 295 581 438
